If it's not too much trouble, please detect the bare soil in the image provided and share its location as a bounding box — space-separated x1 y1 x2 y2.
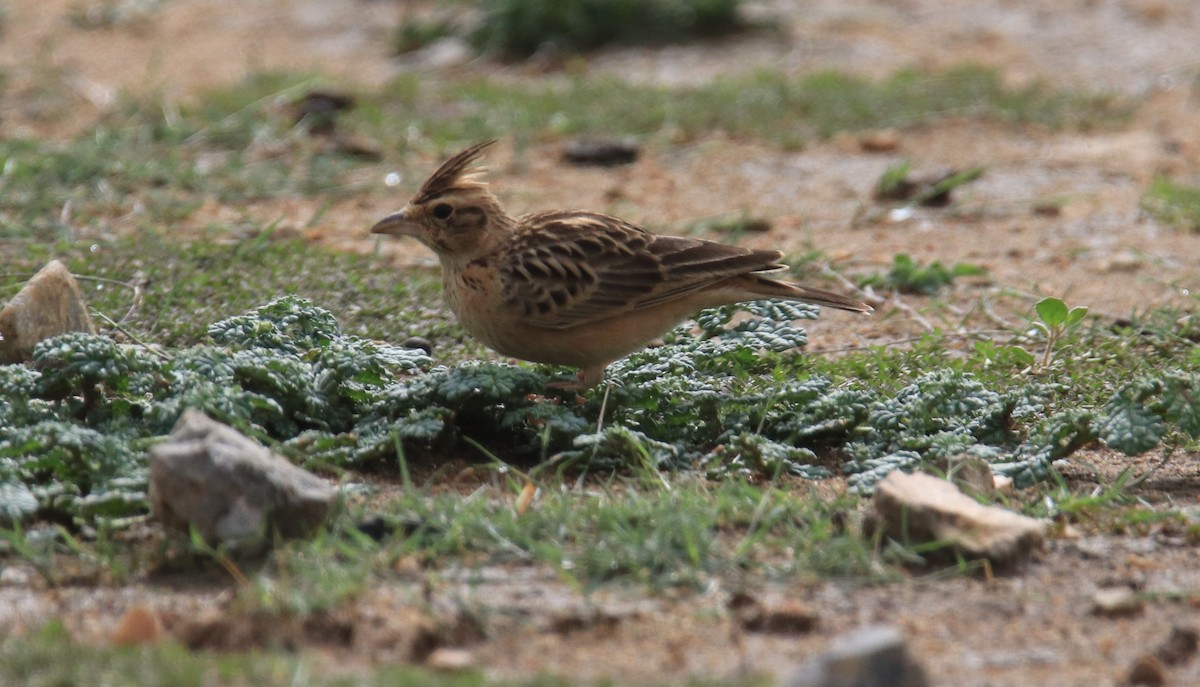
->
2 1 1200 685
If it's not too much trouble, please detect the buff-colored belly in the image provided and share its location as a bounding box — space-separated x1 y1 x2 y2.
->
455 297 706 368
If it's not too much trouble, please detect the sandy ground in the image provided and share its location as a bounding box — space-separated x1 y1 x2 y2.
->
2 1 1200 685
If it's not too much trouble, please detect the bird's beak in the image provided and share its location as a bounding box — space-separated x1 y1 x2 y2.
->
370 208 419 237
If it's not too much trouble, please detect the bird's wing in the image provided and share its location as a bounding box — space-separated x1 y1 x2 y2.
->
495 211 784 329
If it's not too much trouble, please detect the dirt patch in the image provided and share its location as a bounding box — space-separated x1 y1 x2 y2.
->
3 486 1198 685
2 1 1200 685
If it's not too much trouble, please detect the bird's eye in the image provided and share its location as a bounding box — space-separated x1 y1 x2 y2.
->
432 203 454 220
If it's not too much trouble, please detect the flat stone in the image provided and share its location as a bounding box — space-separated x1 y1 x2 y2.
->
562 138 641 167
401 336 434 355
787 624 928 687
1126 653 1168 686
1091 587 1145 618
415 37 474 69
859 128 901 153
149 409 337 550
110 605 166 646
729 593 818 635
871 471 1046 565
425 647 476 671
1155 625 1199 666
0 260 95 364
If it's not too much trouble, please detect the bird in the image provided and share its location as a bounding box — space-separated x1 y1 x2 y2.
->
371 140 872 388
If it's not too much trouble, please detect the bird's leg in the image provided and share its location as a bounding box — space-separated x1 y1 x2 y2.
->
578 365 607 389
545 365 606 392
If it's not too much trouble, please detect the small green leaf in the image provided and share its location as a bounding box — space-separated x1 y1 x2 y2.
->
1006 346 1037 366
950 262 988 277
1035 297 1068 327
0 482 38 524
876 159 913 195
1065 306 1089 327
1100 389 1167 456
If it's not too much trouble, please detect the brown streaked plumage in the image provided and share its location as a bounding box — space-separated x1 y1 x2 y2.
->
371 140 872 388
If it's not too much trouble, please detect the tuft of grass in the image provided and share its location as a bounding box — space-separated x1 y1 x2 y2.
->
392 14 459 54
859 253 987 295
0 66 1128 239
874 160 987 207
0 620 637 687
225 478 885 623
368 65 1129 148
470 0 747 57
358 479 883 591
1143 176 1200 232
1 235 456 351
0 72 367 240
67 0 164 29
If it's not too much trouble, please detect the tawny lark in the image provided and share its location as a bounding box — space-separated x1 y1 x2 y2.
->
371 141 871 388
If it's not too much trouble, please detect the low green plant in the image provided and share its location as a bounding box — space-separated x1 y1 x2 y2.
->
1032 296 1089 368
1143 176 1200 232
860 253 986 295
875 160 986 207
2 236 454 349
4 293 1197 529
876 159 915 198
470 0 746 57
0 72 366 240
392 14 459 54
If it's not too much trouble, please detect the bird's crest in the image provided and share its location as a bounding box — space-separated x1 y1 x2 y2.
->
413 140 496 204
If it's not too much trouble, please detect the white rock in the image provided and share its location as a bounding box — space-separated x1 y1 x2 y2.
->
1091 587 1144 618
0 260 95 364
787 624 928 687
149 409 337 550
872 471 1046 565
416 37 474 69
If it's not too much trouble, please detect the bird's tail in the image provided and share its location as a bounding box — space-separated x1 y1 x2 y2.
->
748 275 873 313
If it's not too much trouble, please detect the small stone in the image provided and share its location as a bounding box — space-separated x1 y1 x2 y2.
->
1126 653 1167 686
425 647 475 671
1068 536 1113 559
870 471 1046 565
786 624 928 687
401 336 434 355
1155 625 1198 666
0 565 33 586
415 37 474 69
1091 587 1145 618
292 90 355 135
1100 253 1143 273
562 138 641 167
325 134 383 161
874 167 980 207
111 605 165 646
859 128 901 152
730 594 817 635
356 515 392 541
0 260 96 364
149 409 338 551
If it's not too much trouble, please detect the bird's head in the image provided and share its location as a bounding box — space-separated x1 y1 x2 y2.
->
371 140 512 265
